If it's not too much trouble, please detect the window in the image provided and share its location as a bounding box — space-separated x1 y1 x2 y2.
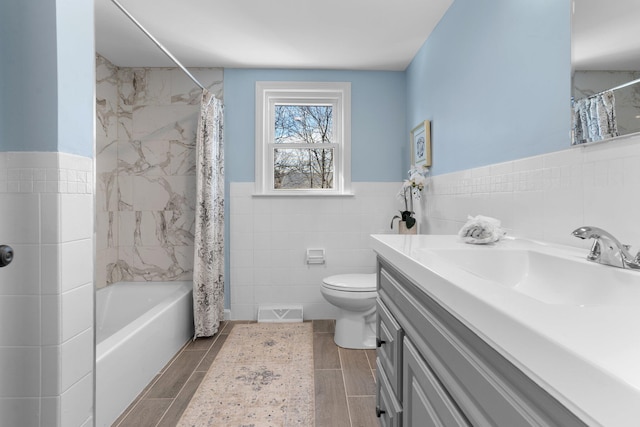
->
255 81 351 195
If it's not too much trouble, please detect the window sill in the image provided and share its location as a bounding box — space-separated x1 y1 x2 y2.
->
252 192 355 198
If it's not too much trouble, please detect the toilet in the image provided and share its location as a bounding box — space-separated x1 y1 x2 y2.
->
320 273 377 349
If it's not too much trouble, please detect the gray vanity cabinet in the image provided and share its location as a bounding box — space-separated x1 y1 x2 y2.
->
375 258 587 427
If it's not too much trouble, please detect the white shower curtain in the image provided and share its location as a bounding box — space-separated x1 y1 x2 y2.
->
193 89 225 338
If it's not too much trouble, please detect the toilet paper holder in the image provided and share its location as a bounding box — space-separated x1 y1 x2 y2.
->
306 248 325 265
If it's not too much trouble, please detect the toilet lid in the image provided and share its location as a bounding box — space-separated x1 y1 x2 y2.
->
322 273 377 292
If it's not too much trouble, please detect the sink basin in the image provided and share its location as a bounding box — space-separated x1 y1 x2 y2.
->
420 248 640 306
371 234 640 425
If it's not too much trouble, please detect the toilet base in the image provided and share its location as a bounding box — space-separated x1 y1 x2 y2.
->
333 308 376 349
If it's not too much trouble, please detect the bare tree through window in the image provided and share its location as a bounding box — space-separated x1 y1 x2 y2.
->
273 105 334 189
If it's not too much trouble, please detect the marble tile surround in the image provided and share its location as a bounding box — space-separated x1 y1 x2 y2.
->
95 54 223 287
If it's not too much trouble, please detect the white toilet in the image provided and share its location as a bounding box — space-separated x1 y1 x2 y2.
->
320 273 377 349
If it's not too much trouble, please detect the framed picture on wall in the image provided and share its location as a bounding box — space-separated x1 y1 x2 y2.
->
410 120 431 167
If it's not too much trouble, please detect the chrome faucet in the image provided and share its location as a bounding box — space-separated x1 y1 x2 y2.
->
571 226 640 270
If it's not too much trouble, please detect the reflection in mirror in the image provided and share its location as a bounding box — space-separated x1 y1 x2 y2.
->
571 0 640 145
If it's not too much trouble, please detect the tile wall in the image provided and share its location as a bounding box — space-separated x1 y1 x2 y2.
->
229 182 403 320
95 54 223 288
422 133 640 250
0 151 94 427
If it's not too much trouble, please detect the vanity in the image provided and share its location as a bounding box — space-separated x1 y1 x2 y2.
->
371 234 640 427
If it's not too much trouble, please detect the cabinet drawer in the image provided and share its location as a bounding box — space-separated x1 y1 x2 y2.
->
376 298 403 396
403 337 470 427
376 357 402 427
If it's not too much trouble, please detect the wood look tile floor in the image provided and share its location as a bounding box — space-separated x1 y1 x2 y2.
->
113 320 378 427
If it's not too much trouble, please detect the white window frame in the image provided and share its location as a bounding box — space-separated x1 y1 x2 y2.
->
255 81 351 196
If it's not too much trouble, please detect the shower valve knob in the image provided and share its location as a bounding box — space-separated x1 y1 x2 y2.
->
0 245 14 267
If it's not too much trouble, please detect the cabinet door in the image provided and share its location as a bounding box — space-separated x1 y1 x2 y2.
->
403 338 470 427
377 298 403 395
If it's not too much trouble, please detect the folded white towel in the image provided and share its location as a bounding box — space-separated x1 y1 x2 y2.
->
458 215 506 244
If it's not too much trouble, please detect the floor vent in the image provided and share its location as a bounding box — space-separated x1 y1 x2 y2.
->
257 305 304 323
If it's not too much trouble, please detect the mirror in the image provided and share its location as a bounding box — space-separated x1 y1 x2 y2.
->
571 0 640 145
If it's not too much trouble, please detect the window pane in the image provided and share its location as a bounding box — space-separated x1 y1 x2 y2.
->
274 148 334 189
274 105 333 144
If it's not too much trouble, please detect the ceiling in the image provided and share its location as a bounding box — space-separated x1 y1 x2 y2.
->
572 0 640 70
95 0 640 72
94 0 454 70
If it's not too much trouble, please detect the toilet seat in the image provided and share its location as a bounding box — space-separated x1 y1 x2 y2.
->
322 273 376 292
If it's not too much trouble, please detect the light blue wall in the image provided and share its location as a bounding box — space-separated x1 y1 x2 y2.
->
224 68 407 183
406 0 572 176
0 0 94 157
56 0 95 157
0 1 58 152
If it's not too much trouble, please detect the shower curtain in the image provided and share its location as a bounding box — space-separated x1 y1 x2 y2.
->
572 90 618 144
193 89 225 338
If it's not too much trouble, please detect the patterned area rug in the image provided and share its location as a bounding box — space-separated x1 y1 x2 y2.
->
178 322 315 427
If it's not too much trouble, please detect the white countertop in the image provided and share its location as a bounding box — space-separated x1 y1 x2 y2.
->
370 234 640 427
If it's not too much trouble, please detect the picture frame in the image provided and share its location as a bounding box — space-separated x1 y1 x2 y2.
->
410 120 431 167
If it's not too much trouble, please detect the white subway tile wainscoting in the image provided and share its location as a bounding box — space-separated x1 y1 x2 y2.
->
229 133 640 322
230 182 403 320
421 134 640 251
0 151 94 427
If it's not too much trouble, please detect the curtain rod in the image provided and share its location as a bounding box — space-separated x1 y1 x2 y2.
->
609 77 640 93
110 0 206 91
585 77 640 100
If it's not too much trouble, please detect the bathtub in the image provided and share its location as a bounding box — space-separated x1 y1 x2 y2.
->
95 281 193 427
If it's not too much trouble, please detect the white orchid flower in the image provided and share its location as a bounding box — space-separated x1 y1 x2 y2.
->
396 165 430 203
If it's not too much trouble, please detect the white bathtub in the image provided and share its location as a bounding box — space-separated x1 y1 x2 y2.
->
95 281 193 427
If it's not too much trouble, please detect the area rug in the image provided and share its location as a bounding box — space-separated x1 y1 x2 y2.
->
178 322 315 427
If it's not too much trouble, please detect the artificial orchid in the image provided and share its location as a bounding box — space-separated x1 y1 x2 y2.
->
391 165 430 230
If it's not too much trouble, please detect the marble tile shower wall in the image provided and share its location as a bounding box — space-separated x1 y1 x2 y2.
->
95 55 223 288
422 134 640 249
229 182 402 320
